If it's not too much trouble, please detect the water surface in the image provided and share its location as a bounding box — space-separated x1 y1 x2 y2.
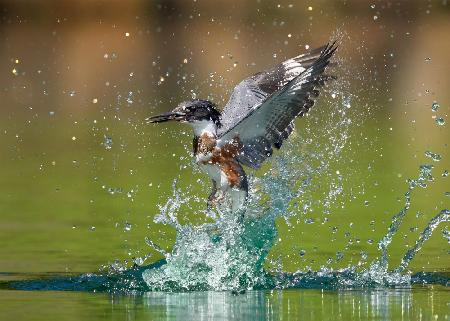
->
1 285 448 321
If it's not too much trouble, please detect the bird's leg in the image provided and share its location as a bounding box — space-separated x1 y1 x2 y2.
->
207 180 218 209
230 166 248 221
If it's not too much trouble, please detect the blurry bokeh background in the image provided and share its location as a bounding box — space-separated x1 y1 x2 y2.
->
0 0 449 274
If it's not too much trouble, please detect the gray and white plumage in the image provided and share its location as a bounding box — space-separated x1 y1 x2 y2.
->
218 42 337 168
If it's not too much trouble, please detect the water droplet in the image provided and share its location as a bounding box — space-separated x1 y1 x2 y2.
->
364 200 370 206
435 117 445 126
90 226 96 231
425 150 441 162
444 192 450 197
425 57 431 62
367 239 374 245
104 136 113 150
443 227 450 243
92 98 98 104
71 136 76 141
442 170 449 177
373 15 378 20
107 187 122 195
126 91 133 104
304 218 315 224
299 249 306 257
124 222 132 231
343 96 351 108
360 251 368 261
125 32 130 37
133 257 145 266
69 91 76 97
431 102 439 112
49 111 55 116
336 251 344 261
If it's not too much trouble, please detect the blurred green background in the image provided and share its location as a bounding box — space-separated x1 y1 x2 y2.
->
0 0 448 275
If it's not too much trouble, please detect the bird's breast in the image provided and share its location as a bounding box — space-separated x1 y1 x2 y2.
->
194 133 244 189
194 133 242 164
194 133 217 163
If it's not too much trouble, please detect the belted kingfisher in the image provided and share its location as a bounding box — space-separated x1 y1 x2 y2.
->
147 42 337 212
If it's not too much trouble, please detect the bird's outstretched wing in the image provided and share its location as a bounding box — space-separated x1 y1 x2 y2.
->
217 42 337 169
218 44 328 134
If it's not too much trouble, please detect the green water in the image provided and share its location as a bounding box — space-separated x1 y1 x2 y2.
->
1 286 449 321
1 1 449 319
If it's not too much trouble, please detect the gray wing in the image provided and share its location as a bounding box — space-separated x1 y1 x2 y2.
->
219 45 328 134
217 42 337 169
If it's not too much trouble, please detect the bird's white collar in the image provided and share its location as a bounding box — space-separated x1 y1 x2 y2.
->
190 120 217 137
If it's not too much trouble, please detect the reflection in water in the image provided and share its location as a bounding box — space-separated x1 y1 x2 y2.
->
1 284 448 320
104 288 447 321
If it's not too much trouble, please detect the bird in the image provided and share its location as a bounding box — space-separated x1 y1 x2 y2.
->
147 42 337 212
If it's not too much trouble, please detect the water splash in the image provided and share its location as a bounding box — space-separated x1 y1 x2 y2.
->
138 108 447 291
103 136 113 150
424 151 441 162
395 209 449 274
351 165 448 287
141 77 354 291
142 167 293 291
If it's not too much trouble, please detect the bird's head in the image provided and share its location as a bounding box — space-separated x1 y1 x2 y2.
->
147 99 221 128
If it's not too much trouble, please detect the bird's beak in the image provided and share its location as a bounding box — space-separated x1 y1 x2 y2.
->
146 112 186 123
